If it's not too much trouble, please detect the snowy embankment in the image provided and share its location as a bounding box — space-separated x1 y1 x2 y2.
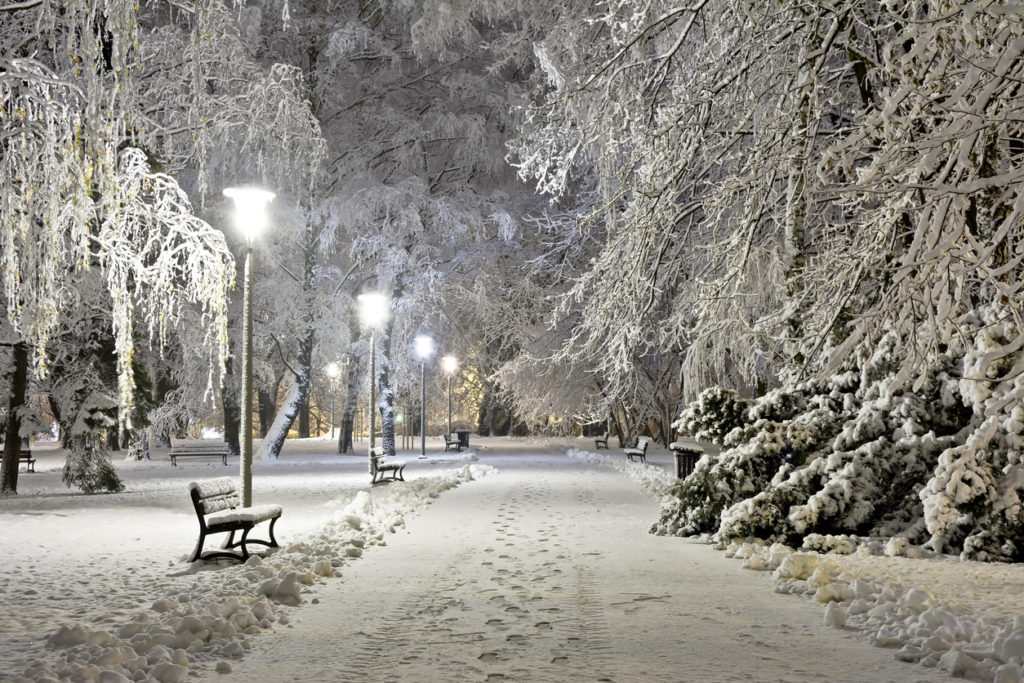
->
18 463 494 683
569 447 1024 683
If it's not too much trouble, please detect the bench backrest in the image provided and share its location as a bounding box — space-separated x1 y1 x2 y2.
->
189 477 239 516
636 437 650 452
369 447 385 474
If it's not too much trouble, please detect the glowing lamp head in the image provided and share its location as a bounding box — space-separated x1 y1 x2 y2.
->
326 362 341 379
357 292 389 328
415 335 434 360
442 355 457 374
223 187 276 243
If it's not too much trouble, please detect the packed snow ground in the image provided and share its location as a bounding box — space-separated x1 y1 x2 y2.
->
1 437 1023 681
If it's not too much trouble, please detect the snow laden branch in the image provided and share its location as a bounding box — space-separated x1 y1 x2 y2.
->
507 0 1024 419
816 4 1024 398
139 3 326 199
94 148 235 427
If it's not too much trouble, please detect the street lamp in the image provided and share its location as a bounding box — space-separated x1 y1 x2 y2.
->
223 186 275 508
325 362 341 440
442 355 457 437
358 293 389 468
414 335 434 458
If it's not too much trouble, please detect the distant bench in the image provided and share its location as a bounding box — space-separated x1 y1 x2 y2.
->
188 477 282 562
624 436 650 463
443 433 462 452
170 441 230 466
371 447 406 484
2 440 35 472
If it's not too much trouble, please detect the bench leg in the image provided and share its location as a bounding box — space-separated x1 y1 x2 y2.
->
189 530 209 562
233 518 280 557
192 527 250 562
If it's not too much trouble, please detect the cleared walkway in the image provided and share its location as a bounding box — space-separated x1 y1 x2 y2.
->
221 455 944 682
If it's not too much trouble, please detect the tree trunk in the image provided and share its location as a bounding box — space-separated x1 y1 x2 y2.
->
222 354 241 455
106 424 120 451
338 356 360 454
257 328 315 459
0 342 29 495
298 394 310 438
48 394 65 448
258 384 277 438
376 288 402 456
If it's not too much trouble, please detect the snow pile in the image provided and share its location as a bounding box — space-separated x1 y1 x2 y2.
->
654 306 1024 561
567 447 675 500
727 539 1024 682
18 465 494 683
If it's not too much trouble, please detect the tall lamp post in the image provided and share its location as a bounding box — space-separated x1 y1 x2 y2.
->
442 355 457 436
223 186 275 508
415 335 434 458
358 293 389 467
326 362 340 440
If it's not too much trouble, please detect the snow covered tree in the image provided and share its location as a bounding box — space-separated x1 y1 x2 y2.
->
235 0 545 456
0 0 325 491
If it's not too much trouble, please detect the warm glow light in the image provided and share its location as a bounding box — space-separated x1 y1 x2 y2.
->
357 292 389 327
442 355 457 373
223 187 275 242
326 362 340 379
415 335 434 360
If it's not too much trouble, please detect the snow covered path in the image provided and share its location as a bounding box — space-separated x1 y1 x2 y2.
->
221 455 942 682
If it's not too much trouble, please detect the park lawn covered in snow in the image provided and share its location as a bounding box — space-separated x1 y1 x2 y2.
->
1 437 1024 681
0 437 489 681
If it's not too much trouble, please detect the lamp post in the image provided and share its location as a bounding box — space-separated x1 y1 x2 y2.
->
223 186 275 508
358 293 389 467
326 362 340 440
415 335 434 458
442 355 457 436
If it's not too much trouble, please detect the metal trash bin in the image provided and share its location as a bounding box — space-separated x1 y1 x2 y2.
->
456 429 471 449
670 442 704 479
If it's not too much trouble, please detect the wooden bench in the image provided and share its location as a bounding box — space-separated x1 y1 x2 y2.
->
670 442 705 478
443 433 462 452
371 447 406 484
624 436 650 463
187 477 282 562
2 440 35 471
594 431 609 449
170 441 230 466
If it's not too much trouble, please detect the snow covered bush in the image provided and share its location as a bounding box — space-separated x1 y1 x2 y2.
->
674 386 750 445
920 308 1024 560
655 310 1024 561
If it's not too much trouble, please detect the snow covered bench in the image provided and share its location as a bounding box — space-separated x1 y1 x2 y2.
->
187 477 282 562
670 442 705 478
2 439 35 471
443 433 462 452
371 447 406 484
170 440 230 466
624 437 650 463
594 432 609 449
